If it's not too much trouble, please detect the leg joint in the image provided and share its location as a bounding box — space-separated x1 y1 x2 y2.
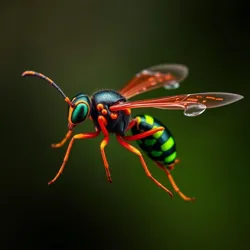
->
100 138 109 149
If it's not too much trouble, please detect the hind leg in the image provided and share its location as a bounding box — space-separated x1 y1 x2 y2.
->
123 118 165 141
167 158 180 170
155 162 195 201
116 135 173 198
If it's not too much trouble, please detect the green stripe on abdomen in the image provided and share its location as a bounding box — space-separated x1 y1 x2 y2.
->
152 125 164 139
161 137 174 152
144 115 154 125
164 151 177 164
131 114 177 165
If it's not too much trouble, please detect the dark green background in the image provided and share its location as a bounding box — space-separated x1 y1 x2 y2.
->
1 1 250 249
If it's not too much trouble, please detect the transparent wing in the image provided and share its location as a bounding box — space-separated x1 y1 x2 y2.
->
119 64 188 99
110 92 244 117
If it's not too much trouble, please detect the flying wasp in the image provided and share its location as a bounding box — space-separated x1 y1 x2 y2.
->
22 64 243 201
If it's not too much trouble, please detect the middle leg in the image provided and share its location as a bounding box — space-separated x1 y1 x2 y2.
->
98 115 112 183
100 136 112 183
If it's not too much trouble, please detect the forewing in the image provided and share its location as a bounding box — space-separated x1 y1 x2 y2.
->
110 92 243 117
120 64 188 99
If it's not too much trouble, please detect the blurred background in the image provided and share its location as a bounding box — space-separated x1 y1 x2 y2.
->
1 0 250 249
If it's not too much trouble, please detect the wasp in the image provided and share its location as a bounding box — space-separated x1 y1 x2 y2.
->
22 64 243 201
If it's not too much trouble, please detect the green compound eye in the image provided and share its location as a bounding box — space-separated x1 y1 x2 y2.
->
71 102 89 124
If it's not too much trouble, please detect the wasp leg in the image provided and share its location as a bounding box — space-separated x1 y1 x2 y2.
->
167 159 180 170
125 118 138 132
123 117 165 141
51 130 73 148
122 126 164 141
98 116 112 183
155 162 195 201
48 131 100 185
100 137 112 183
116 135 173 198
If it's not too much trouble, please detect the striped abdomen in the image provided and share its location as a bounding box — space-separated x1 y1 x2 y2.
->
131 115 177 166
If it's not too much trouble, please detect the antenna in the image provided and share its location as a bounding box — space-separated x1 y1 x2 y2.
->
22 71 75 108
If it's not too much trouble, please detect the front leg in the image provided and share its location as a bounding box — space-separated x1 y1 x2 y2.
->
48 131 100 185
51 130 73 148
